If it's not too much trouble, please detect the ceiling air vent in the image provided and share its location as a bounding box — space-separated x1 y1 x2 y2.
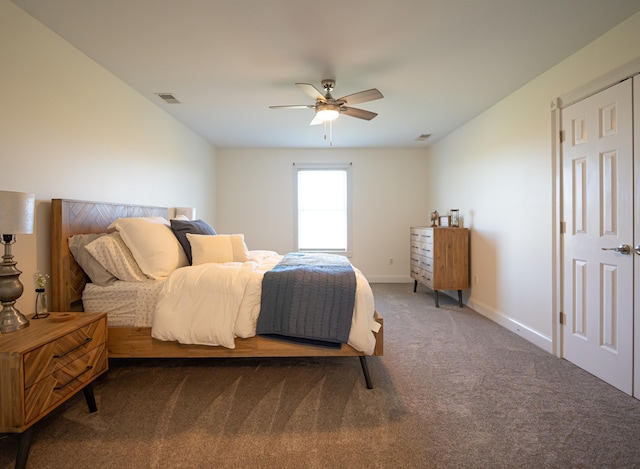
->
155 93 180 104
415 134 432 142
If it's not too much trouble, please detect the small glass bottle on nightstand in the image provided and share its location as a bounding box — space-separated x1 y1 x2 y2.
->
33 288 49 319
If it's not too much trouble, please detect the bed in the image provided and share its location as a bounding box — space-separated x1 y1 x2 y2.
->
50 199 383 387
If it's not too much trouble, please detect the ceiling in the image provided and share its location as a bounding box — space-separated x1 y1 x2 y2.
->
12 0 640 149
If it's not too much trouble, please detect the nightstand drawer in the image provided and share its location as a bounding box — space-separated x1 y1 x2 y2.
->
23 318 106 388
24 343 107 423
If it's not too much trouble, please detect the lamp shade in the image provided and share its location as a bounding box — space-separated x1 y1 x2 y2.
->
0 191 35 235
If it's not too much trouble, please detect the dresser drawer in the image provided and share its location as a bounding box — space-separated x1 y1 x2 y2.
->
23 318 106 389
417 255 433 273
410 228 422 254
417 228 433 243
417 269 433 288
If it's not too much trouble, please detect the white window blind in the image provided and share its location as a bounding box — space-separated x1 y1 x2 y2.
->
294 163 352 256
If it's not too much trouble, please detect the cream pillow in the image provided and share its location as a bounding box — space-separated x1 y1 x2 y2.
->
84 232 147 282
109 217 189 279
187 234 249 265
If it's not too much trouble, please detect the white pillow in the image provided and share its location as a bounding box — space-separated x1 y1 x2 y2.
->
187 234 249 265
109 217 188 279
84 232 147 282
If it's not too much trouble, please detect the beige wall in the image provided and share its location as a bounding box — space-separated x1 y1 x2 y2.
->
425 12 640 350
216 148 429 280
1 0 216 316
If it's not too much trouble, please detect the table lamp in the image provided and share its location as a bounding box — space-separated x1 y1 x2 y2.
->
0 191 35 334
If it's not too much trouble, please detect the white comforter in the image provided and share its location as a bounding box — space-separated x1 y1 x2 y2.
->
151 251 380 355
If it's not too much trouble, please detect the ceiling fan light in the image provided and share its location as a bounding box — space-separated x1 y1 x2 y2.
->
316 108 340 121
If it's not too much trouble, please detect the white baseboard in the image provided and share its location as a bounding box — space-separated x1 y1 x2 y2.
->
467 297 553 353
368 275 413 283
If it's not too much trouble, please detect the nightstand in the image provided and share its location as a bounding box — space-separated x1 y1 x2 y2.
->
0 312 108 469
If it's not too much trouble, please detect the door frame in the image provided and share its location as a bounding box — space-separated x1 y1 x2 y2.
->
552 57 640 360
633 74 640 395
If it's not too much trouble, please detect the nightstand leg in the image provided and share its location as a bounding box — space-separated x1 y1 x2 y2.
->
83 384 98 413
15 427 34 469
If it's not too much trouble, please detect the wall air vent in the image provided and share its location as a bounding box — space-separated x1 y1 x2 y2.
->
155 93 180 104
415 134 432 141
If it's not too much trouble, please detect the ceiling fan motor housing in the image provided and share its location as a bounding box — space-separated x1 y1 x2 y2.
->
321 79 335 92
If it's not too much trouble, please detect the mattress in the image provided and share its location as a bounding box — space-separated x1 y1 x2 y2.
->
82 280 164 327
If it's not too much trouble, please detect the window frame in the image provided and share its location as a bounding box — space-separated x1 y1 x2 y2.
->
293 162 352 257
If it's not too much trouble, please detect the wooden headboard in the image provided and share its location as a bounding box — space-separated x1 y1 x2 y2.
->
51 199 168 312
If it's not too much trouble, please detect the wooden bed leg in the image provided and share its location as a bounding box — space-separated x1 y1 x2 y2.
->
359 356 373 389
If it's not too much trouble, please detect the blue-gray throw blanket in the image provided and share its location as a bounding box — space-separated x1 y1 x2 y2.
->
257 252 356 349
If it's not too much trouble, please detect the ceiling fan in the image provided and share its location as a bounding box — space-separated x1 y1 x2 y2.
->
270 79 383 126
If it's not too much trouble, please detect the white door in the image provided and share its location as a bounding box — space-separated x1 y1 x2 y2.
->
562 78 634 395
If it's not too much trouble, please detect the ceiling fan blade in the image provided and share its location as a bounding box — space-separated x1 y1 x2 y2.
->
296 83 327 102
337 88 383 105
269 105 315 109
341 107 378 120
309 113 325 125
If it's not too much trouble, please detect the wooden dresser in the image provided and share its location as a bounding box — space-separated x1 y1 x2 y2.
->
0 312 108 469
410 226 469 307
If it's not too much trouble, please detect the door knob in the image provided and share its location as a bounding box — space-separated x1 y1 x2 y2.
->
601 244 632 255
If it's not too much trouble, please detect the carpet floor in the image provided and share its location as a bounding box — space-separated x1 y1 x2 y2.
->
2 283 640 468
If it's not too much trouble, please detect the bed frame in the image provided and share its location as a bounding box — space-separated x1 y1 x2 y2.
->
51 199 383 386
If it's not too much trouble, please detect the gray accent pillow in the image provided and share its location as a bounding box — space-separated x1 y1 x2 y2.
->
68 233 117 286
170 219 217 264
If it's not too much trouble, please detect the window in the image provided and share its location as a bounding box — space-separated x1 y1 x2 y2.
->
294 163 352 256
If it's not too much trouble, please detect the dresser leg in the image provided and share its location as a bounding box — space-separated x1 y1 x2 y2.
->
83 384 98 413
15 427 34 469
434 290 440 308
458 290 463 307
413 280 417 292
